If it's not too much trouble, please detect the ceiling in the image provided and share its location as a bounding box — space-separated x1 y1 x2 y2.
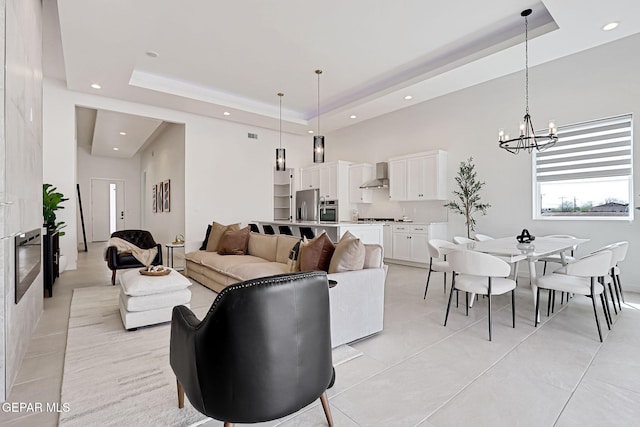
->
50 0 640 156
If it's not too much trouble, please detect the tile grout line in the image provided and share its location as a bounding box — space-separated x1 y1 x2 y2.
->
414 302 573 427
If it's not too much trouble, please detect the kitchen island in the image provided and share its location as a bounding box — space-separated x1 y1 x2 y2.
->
255 220 383 245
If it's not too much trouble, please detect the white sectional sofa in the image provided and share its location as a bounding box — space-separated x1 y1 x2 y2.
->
185 232 387 347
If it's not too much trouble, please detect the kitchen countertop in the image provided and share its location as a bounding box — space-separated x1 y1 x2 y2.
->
256 220 384 227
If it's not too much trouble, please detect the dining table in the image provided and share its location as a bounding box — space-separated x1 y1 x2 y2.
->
456 236 589 321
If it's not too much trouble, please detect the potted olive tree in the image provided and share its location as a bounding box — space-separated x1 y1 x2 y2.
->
444 157 491 239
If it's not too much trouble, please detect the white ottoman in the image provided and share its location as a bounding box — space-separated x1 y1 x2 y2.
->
119 268 192 330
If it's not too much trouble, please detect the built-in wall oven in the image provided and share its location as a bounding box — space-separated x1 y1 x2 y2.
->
319 200 338 222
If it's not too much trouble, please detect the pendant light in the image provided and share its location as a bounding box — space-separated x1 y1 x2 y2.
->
498 9 557 154
313 69 325 163
276 92 286 171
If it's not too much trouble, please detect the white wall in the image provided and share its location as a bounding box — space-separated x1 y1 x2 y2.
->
328 34 640 290
1 0 43 399
140 123 185 265
76 146 142 246
43 78 311 267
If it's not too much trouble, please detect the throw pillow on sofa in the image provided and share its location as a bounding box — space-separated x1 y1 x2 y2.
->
299 232 335 272
206 222 240 252
287 240 303 272
329 231 365 273
217 226 251 255
199 224 213 250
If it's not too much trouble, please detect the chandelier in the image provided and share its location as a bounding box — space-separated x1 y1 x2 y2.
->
499 9 557 154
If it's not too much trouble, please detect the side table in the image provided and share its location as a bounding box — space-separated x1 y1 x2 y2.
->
166 243 185 271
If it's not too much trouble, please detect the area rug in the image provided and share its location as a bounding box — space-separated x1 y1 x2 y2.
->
60 286 362 426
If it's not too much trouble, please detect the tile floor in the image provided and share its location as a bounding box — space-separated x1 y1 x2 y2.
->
2 243 640 426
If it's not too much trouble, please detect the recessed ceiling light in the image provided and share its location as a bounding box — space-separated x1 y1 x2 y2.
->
308 130 314 134
404 95 413 100
602 21 619 31
350 115 357 119
119 132 127 135
113 147 119 151
223 111 230 116
91 83 101 89
145 51 159 58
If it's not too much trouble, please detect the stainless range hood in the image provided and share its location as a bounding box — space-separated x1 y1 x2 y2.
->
360 162 389 189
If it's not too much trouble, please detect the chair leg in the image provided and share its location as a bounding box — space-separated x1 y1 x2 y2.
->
111 270 116 286
611 271 622 311
616 273 625 302
487 292 492 341
177 379 184 409
443 271 447 294
535 287 541 327
319 392 334 427
551 290 556 313
600 294 611 330
511 289 516 328
547 289 552 317
606 281 618 315
543 261 547 275
464 292 469 316
590 279 603 342
444 282 456 326
423 267 432 299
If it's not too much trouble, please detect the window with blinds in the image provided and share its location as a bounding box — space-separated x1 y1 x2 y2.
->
533 114 633 219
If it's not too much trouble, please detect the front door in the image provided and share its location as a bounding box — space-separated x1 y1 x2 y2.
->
91 178 125 241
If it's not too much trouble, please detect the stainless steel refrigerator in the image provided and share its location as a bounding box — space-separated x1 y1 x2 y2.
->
295 189 319 221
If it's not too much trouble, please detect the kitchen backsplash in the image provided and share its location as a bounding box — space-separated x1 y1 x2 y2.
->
352 189 448 222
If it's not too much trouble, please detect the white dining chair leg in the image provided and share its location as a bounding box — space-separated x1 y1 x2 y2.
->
487 278 493 341
423 265 432 299
590 278 603 342
465 292 469 316
511 289 516 328
610 267 622 311
600 293 611 330
534 287 542 327
443 283 456 327
443 271 447 294
615 272 625 302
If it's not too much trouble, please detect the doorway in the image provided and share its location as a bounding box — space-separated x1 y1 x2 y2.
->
91 178 125 241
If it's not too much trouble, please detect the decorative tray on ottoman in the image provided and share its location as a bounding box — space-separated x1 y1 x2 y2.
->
139 267 171 276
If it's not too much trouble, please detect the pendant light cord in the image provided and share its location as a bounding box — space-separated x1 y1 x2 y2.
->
279 93 282 149
524 14 529 115
316 70 322 134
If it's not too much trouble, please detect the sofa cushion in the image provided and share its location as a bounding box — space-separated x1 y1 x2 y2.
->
299 232 335 273
200 252 268 274
185 250 210 264
363 244 384 269
206 222 240 252
329 231 365 273
247 233 278 261
226 262 289 281
276 235 301 264
199 224 212 250
218 226 250 255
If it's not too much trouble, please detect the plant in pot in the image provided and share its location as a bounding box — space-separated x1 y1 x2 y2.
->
43 183 68 236
444 157 491 239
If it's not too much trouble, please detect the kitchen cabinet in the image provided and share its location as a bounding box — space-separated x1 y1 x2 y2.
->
349 163 374 203
299 161 353 221
389 223 447 264
388 159 406 201
300 167 319 190
389 150 447 201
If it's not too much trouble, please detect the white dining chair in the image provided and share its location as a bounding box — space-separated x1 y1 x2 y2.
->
539 234 578 274
453 236 475 245
444 250 516 341
593 242 628 313
474 233 494 242
424 239 455 299
535 250 612 342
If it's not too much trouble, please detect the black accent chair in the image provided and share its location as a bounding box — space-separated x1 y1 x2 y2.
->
299 226 315 240
170 272 335 426
279 225 293 235
263 224 275 235
248 223 260 233
105 230 162 286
